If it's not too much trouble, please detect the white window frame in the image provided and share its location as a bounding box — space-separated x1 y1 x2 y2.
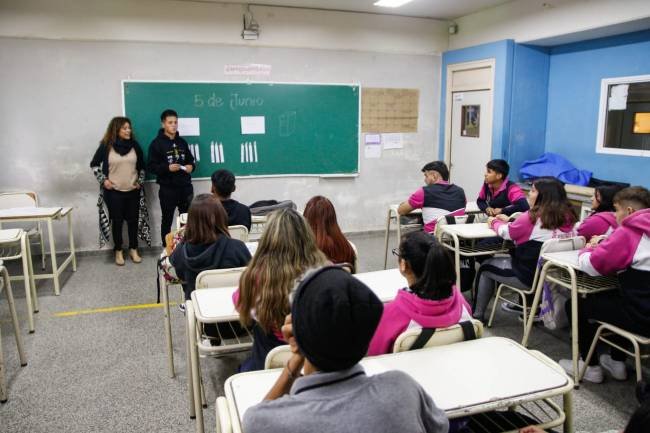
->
596 74 650 157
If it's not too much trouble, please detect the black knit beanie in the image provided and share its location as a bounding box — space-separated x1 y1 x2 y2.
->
291 266 383 372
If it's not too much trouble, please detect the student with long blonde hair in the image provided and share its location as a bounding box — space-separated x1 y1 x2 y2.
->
235 208 328 371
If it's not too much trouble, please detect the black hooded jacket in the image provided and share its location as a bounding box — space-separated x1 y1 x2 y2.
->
170 236 252 300
147 129 195 187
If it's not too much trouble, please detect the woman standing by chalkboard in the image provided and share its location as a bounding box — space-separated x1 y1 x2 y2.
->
90 117 151 265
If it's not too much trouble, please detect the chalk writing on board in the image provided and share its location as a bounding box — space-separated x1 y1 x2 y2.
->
241 141 259 163
210 141 225 164
279 111 297 137
230 93 264 111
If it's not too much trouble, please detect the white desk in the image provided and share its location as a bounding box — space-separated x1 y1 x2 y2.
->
224 337 574 433
185 268 407 433
0 206 76 296
438 223 510 292
522 249 619 387
160 242 257 378
382 204 422 269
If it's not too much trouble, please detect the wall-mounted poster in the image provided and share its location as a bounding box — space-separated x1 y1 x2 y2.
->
461 105 480 137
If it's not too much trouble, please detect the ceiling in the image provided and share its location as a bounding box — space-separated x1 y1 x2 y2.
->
174 0 516 20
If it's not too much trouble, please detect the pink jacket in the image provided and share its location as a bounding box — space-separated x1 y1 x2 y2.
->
491 211 577 245
579 208 650 276
577 212 618 240
367 286 472 356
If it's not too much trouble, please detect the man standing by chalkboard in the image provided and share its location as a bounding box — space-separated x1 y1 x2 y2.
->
147 109 195 245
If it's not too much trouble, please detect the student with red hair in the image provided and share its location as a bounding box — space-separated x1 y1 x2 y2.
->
304 196 357 272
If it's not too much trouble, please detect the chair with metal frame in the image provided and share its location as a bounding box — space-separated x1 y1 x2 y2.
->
393 319 484 353
488 236 586 335
0 229 37 333
581 321 650 384
228 225 249 242
0 191 46 270
0 261 28 403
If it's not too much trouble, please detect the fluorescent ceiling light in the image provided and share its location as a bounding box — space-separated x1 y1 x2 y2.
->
374 0 414 8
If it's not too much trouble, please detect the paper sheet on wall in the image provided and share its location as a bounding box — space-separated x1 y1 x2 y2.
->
177 118 200 136
241 116 266 134
361 88 419 133
364 144 382 159
608 84 628 110
364 134 381 145
381 133 403 149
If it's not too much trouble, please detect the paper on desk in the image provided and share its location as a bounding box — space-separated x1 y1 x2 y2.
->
177 118 200 136
364 144 381 159
382 133 403 149
241 116 266 134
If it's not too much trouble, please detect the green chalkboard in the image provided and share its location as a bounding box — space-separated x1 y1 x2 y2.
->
122 81 359 177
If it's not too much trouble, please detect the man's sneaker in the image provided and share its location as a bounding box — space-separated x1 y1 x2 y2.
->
600 354 628 381
501 302 523 314
178 303 186 314
559 358 604 383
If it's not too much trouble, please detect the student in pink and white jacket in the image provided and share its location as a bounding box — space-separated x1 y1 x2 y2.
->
368 231 472 356
473 177 578 321
576 184 623 241
559 186 650 384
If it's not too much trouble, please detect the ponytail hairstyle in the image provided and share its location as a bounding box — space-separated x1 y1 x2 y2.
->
303 196 356 272
398 231 455 301
101 116 133 151
593 184 624 213
528 177 577 229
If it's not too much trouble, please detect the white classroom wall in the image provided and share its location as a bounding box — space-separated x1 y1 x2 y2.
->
449 0 650 49
0 0 449 251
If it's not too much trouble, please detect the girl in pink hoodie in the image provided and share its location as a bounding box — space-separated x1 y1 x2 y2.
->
368 231 472 356
473 177 578 321
576 184 623 241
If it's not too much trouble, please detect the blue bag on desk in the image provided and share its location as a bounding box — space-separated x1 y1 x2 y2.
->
519 152 592 186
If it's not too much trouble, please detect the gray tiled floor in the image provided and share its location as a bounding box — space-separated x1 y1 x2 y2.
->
0 231 641 432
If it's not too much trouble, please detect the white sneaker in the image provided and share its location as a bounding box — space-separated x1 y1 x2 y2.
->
599 354 628 381
559 358 604 383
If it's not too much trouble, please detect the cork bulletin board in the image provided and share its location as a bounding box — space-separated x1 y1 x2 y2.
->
361 88 419 133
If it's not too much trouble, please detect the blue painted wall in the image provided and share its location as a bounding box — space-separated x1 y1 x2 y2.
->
507 44 550 181
545 30 650 187
438 40 514 162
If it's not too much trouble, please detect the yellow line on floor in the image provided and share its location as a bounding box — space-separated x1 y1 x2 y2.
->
54 301 177 317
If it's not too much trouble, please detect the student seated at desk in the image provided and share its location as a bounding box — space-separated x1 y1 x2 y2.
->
304 196 357 273
167 194 251 301
473 177 577 321
367 232 472 356
211 169 252 230
559 186 650 383
399 161 466 233
576 184 623 242
477 159 529 217
243 266 449 433
236 208 328 371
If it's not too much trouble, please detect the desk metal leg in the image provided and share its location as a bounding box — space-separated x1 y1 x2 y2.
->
46 219 60 295
383 209 392 269
522 262 551 347
161 275 175 378
185 302 196 419
563 390 574 433
187 301 204 433
25 241 37 313
20 235 35 333
2 267 27 367
568 268 580 388
67 212 77 271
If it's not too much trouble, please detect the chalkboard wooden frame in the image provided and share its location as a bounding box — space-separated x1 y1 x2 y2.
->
122 80 361 179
